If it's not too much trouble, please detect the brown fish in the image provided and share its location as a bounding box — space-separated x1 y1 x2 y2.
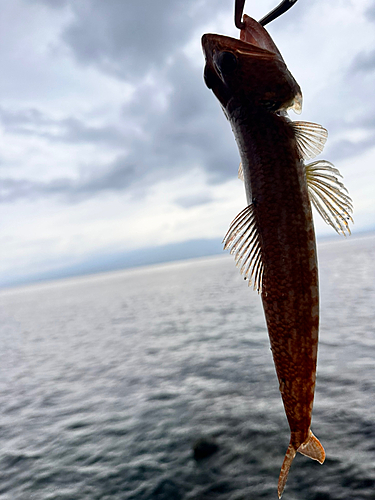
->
202 14 353 497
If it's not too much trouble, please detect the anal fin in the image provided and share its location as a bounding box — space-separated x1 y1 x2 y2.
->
278 443 296 499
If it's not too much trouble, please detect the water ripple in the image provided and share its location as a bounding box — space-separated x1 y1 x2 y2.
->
0 236 374 499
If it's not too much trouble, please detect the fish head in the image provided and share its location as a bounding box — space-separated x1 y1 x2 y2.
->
202 15 302 114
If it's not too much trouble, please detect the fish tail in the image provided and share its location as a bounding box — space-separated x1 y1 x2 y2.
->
277 430 325 498
297 429 325 463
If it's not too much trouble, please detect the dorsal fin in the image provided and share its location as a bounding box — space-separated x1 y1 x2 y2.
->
223 204 263 292
292 121 328 160
305 160 353 235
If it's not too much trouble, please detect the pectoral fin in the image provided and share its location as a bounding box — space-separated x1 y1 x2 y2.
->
223 204 263 292
305 160 353 235
292 121 328 160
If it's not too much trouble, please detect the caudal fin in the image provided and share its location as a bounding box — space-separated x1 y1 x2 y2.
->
277 430 325 498
297 430 325 463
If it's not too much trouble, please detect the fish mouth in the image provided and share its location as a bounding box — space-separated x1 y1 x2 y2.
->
202 15 282 65
239 15 284 59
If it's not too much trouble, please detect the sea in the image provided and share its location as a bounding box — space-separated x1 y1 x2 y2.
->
0 232 375 500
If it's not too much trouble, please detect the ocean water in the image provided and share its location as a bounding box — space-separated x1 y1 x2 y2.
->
0 233 375 500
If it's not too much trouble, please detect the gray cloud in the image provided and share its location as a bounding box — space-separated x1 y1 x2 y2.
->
13 0 361 205
148 55 239 181
0 0 241 206
0 107 126 146
60 0 229 80
0 155 136 203
350 49 375 73
365 2 375 21
174 193 213 208
27 0 68 7
0 50 239 204
326 137 375 162
319 45 375 162
111 52 239 186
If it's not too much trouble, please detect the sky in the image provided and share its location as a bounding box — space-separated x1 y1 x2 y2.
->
1 0 375 287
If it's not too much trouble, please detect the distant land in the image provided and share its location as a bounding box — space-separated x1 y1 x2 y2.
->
0 238 223 289
1 229 374 289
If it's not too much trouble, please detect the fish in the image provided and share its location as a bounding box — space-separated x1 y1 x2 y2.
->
202 14 353 498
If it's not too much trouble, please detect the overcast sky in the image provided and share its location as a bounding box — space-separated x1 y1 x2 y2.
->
1 0 375 286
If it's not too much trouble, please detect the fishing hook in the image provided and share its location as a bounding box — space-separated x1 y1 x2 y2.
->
235 0 299 30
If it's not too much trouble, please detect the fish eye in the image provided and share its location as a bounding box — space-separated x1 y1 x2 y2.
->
214 51 237 75
204 65 215 89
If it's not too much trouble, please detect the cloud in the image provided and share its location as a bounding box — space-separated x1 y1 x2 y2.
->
349 49 375 73
27 0 68 7
0 0 240 210
0 155 136 203
60 0 229 80
2 0 373 207
4 0 374 206
365 2 375 21
326 137 375 161
1 0 374 286
174 193 213 208
0 50 239 204
0 106 127 146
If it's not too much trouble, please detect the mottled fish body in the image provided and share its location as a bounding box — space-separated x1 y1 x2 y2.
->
202 15 352 497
